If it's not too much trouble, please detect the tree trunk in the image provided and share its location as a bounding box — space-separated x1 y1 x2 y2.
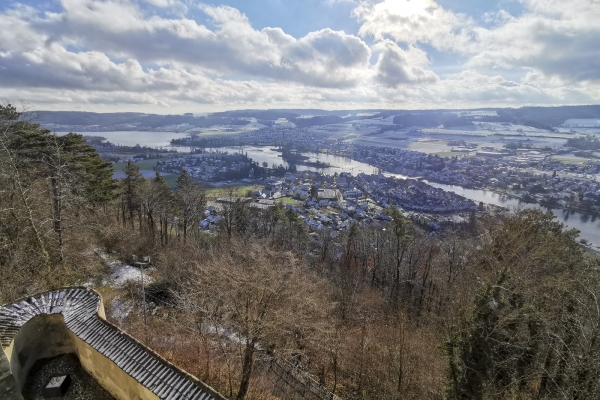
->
14 169 48 264
51 177 64 261
183 217 188 243
0 133 49 265
148 210 155 239
236 341 255 400
122 198 126 226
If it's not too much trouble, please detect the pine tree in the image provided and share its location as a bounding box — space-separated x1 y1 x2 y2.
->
1 103 117 263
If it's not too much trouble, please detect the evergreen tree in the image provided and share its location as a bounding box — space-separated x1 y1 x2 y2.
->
446 210 594 399
1 103 117 263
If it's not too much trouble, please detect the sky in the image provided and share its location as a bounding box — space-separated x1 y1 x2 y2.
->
0 0 599 113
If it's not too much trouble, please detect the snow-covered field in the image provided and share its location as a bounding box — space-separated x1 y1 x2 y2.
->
563 119 600 127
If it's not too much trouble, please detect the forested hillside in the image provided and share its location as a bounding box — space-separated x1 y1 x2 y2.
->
2 103 600 400
36 111 251 130
35 105 600 131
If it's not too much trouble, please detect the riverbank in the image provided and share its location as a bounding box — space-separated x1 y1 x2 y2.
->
450 185 600 217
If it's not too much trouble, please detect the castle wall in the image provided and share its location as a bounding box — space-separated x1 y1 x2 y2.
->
0 288 224 400
2 309 158 400
7 314 77 392
69 332 159 400
0 344 23 400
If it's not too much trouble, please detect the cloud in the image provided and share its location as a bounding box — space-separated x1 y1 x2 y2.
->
482 10 515 26
354 0 477 51
0 0 599 111
373 41 438 87
14 1 370 88
355 0 600 83
467 0 600 81
144 0 180 8
324 0 357 4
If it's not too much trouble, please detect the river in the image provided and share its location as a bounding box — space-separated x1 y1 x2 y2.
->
208 146 380 175
214 146 600 249
425 183 600 249
57 136 600 249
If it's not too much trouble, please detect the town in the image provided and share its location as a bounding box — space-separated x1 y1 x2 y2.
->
163 123 600 216
145 154 482 233
197 170 480 233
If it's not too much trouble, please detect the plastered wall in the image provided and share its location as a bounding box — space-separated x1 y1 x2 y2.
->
3 311 159 400
0 344 23 400
69 332 159 400
7 314 77 391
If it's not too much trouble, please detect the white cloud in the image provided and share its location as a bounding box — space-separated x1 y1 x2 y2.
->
354 0 477 51
373 41 438 87
144 0 180 8
18 1 370 88
482 10 515 26
467 0 600 81
0 0 599 111
324 0 357 4
355 0 600 83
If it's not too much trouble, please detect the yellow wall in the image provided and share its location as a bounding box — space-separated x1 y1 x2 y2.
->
66 292 159 400
0 343 23 400
1 289 224 400
7 314 77 391
4 311 159 400
70 332 159 400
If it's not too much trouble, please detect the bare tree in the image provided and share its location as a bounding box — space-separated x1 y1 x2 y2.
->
174 170 206 243
218 187 250 240
178 240 329 400
140 171 173 242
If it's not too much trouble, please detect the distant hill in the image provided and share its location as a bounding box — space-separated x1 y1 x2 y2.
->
392 112 473 128
34 111 250 131
37 111 146 126
32 105 600 131
492 106 600 130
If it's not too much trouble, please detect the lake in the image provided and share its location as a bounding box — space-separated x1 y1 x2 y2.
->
58 131 190 152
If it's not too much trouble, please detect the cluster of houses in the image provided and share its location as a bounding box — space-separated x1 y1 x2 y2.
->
155 153 252 181
348 144 600 210
193 149 599 234
197 168 481 232
151 125 599 221
225 126 347 153
354 174 479 212
509 175 600 208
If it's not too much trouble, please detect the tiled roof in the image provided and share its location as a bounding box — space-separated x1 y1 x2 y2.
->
0 288 224 400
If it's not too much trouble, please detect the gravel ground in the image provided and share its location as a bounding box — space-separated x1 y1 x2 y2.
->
22 353 115 400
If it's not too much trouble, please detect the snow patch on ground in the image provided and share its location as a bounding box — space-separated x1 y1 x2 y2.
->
110 297 133 321
95 250 154 288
